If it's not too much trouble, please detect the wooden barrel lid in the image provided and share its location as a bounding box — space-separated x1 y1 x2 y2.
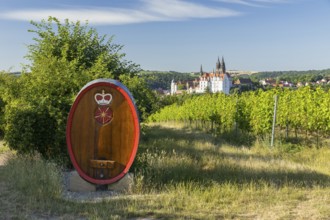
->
66 79 140 185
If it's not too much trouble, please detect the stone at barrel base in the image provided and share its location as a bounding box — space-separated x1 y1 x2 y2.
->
68 170 96 192
108 173 134 192
67 171 134 193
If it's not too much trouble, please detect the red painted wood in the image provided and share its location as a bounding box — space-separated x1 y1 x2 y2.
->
66 79 140 185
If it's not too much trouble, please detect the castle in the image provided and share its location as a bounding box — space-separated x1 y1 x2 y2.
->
171 57 232 95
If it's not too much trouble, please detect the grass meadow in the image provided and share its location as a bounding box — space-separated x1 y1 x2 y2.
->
0 122 330 219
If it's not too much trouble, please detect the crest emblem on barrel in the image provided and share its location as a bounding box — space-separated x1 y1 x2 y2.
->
94 90 113 125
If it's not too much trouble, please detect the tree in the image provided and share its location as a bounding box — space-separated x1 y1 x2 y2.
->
0 72 24 138
4 17 144 161
26 17 139 79
119 74 158 121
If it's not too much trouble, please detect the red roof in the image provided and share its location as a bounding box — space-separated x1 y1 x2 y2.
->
200 72 229 80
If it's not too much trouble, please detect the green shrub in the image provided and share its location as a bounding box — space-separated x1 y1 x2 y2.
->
1 17 144 162
4 105 59 159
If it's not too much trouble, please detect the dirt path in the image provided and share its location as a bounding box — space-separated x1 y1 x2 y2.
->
0 147 31 219
0 152 20 219
0 153 10 166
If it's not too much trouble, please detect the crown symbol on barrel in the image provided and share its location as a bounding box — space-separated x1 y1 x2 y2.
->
94 90 112 105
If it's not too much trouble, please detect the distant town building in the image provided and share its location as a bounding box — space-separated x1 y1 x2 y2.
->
170 79 177 95
281 81 294 87
260 78 277 86
170 57 232 95
297 82 304 87
234 78 254 89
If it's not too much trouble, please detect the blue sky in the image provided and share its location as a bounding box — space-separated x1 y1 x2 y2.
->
0 0 330 72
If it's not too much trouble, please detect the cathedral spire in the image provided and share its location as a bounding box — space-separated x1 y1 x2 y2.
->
200 64 203 76
221 56 226 73
216 56 221 71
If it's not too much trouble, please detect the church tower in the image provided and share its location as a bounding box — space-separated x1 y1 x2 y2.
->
200 65 203 76
216 57 221 73
221 56 226 74
170 79 177 95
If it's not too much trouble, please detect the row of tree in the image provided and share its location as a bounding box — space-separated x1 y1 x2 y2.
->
251 69 330 84
138 70 197 90
149 87 330 143
0 17 157 162
139 69 330 92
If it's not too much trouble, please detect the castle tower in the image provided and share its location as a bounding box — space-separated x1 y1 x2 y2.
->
170 79 177 95
221 56 226 73
216 57 221 72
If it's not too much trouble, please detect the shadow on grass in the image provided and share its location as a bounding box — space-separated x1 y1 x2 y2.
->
57 195 227 220
136 125 330 189
142 159 330 189
142 124 255 148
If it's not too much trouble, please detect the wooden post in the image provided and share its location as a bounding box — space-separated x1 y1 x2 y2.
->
235 97 238 137
271 95 278 147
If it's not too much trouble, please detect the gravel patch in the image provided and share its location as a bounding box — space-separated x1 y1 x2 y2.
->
61 171 121 203
0 152 13 166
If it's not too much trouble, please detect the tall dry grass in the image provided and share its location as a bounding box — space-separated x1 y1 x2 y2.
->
2 153 62 200
0 123 330 219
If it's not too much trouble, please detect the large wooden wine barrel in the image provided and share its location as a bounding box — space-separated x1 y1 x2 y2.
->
66 79 140 185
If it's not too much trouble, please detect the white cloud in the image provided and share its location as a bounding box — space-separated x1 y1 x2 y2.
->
0 0 241 25
2 8 162 25
143 0 240 19
215 0 263 7
252 0 290 3
214 0 291 7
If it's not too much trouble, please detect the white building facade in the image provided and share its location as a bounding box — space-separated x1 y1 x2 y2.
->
170 57 232 95
194 57 232 95
196 72 231 94
170 79 177 95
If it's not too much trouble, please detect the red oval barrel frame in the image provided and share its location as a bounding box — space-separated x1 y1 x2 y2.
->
66 79 140 185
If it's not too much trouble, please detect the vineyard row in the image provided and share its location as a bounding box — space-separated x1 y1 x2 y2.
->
149 87 330 140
